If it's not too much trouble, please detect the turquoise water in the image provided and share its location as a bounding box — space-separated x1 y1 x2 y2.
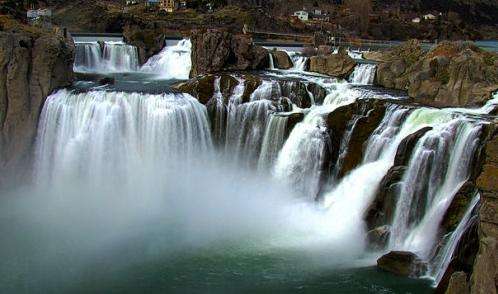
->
0 196 433 294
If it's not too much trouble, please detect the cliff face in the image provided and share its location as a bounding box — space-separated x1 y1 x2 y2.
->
468 125 498 294
0 26 74 187
375 40 498 107
189 30 268 77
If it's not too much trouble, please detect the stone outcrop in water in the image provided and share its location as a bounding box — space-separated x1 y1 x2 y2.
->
0 22 74 187
309 47 357 78
377 251 427 277
271 50 293 70
189 30 268 77
375 40 498 107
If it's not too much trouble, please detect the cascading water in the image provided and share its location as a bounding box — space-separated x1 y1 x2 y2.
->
73 42 102 73
102 42 139 72
257 114 289 171
349 64 377 85
429 195 480 285
73 41 139 73
389 117 484 259
288 52 309 72
34 89 212 186
140 39 192 79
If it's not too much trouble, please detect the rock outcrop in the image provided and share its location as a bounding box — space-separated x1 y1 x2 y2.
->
0 22 74 187
123 25 166 65
271 50 293 70
309 47 357 78
376 40 498 107
468 126 498 294
190 30 268 77
377 251 427 277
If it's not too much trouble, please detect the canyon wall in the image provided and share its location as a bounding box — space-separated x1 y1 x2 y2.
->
0 24 74 187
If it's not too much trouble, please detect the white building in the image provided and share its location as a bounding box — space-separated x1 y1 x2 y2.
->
293 10 309 21
423 14 437 20
412 17 421 23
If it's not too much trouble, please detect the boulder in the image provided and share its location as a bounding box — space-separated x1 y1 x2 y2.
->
367 225 391 250
444 272 469 294
278 80 313 109
190 30 268 77
366 165 406 231
393 126 433 166
376 40 498 107
0 25 74 187
306 83 327 105
377 251 427 277
271 50 293 70
309 47 357 78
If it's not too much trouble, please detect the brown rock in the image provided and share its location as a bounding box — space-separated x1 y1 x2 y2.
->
271 50 293 70
445 272 469 294
190 30 268 77
377 251 427 277
0 28 74 187
376 40 498 107
309 47 357 78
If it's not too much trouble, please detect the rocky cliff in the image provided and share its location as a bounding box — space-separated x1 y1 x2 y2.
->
375 40 498 107
0 20 74 187
309 48 357 79
189 30 268 77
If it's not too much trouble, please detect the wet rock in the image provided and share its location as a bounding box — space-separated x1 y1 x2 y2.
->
393 126 433 166
175 74 217 105
441 181 477 233
190 30 268 77
309 47 357 78
366 165 405 231
367 225 391 250
0 27 74 187
335 100 386 179
278 80 312 109
98 77 115 85
377 251 427 277
376 40 498 107
444 272 469 294
306 83 327 105
241 75 262 103
271 50 293 70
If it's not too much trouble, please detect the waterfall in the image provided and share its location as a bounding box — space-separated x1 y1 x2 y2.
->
429 195 480 286
288 52 309 72
349 64 377 85
140 39 192 79
73 41 139 73
102 42 139 72
73 42 102 73
389 118 484 259
273 83 363 199
34 89 212 186
257 114 289 171
268 52 275 70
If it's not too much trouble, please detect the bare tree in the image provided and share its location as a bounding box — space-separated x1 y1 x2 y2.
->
344 0 372 34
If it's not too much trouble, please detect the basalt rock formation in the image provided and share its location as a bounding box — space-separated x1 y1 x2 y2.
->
123 24 166 65
309 47 357 78
271 50 293 70
377 251 427 277
189 30 268 77
375 40 498 107
0 21 74 187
